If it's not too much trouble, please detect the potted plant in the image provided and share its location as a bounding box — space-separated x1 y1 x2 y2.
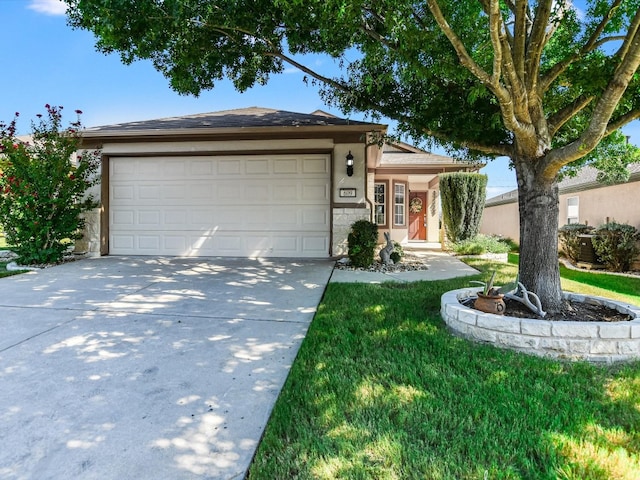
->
470 271 506 315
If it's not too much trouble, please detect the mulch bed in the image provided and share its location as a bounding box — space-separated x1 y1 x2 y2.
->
461 297 633 322
334 252 430 273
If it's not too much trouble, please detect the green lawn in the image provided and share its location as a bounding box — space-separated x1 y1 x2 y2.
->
248 258 640 479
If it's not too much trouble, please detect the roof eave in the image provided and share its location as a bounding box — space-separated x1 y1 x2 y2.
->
81 123 388 141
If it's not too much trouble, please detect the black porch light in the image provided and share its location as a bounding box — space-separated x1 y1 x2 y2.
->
346 151 354 177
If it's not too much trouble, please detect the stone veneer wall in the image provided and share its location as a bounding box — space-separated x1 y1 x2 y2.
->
332 207 371 256
74 208 101 257
441 288 640 363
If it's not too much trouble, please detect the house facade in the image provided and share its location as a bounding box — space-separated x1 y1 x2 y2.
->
480 163 640 243
78 107 473 258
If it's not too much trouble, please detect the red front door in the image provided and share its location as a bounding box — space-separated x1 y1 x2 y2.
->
408 192 427 240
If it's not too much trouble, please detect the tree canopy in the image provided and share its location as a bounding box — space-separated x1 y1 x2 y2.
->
64 0 640 311
66 1 640 167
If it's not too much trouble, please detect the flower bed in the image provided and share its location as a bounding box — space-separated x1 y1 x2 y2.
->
441 288 640 363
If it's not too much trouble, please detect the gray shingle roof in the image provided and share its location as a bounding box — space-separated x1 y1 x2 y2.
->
379 140 475 167
380 151 465 166
86 107 380 133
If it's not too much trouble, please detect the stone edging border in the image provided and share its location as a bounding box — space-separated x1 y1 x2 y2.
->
441 288 640 363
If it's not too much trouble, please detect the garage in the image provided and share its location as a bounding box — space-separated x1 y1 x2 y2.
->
78 107 384 259
109 154 331 257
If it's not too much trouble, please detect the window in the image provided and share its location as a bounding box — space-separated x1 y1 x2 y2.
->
374 182 386 226
567 196 579 224
394 183 406 226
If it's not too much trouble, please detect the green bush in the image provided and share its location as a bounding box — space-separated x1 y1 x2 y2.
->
348 220 378 268
592 222 640 272
451 234 512 255
558 223 594 263
0 106 100 265
440 173 487 243
390 241 404 264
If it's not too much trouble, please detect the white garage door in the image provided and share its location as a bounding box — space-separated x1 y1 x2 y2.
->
109 154 331 257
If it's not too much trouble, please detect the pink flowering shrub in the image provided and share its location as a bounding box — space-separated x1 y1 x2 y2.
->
0 106 100 264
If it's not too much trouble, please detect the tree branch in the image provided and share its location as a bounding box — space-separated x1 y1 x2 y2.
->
547 95 595 136
425 0 492 85
542 25 640 178
606 109 640 134
193 19 350 94
425 0 529 138
541 0 624 93
513 0 528 79
422 127 512 156
266 51 349 93
525 0 554 87
492 1 528 121
614 3 640 61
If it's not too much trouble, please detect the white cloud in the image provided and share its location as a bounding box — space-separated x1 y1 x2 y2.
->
28 0 67 16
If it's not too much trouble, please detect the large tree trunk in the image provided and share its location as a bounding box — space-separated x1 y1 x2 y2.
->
515 156 564 314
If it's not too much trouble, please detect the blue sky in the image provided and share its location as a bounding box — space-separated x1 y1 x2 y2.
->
2 0 638 198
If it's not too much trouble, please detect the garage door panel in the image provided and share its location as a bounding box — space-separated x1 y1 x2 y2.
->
218 159 242 175
112 185 135 201
273 158 298 174
111 234 134 250
302 156 329 174
245 159 269 174
110 155 330 257
138 211 161 225
303 209 330 227
112 210 134 226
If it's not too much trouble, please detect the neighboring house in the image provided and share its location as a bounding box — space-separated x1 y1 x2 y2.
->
78 107 475 258
480 163 640 243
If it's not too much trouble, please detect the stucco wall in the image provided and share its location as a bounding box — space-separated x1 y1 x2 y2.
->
480 201 520 242
558 180 640 228
333 143 367 205
481 179 640 245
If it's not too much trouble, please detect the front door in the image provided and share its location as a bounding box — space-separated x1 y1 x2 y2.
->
408 191 427 240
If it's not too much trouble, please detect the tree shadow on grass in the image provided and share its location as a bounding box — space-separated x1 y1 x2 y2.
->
250 281 640 479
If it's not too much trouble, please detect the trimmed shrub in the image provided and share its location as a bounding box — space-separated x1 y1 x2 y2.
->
390 241 404 264
348 220 378 268
592 222 640 272
451 234 512 255
558 223 594 263
440 173 487 243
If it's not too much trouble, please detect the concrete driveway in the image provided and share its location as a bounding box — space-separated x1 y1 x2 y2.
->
0 256 334 480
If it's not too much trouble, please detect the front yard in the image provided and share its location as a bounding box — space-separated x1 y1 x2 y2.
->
248 256 640 479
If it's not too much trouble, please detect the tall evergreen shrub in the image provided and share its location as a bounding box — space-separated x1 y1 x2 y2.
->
440 173 488 243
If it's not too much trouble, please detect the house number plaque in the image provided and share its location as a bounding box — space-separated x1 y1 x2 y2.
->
339 188 357 198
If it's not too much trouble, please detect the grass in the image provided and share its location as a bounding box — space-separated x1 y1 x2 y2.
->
463 253 640 306
248 258 640 479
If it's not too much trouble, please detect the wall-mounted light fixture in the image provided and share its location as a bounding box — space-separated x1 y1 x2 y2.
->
346 151 354 177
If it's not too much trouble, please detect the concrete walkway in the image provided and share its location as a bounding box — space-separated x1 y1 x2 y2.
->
0 256 334 480
329 249 479 283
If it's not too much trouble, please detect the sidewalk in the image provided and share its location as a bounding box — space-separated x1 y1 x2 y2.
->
329 249 479 283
